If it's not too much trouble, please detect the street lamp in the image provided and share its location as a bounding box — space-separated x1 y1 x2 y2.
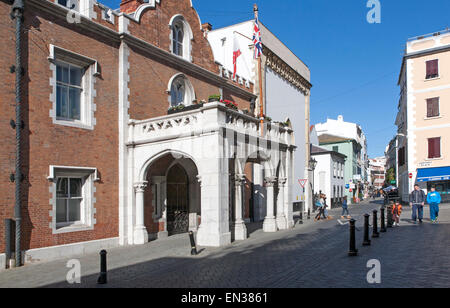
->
309 157 318 212
395 133 406 187
395 133 406 202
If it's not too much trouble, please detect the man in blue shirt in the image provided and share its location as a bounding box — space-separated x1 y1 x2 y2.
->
427 186 442 224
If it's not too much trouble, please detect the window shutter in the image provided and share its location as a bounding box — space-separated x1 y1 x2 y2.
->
428 139 434 159
426 60 439 78
427 98 439 117
433 98 439 117
434 137 441 158
428 138 441 158
427 99 433 117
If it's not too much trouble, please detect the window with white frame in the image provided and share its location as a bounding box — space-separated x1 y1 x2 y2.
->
171 76 186 107
169 74 195 107
56 177 83 225
49 166 97 233
56 61 82 121
49 45 99 130
172 23 184 57
170 15 193 61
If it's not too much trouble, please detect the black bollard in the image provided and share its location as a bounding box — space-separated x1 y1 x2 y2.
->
307 209 311 220
387 206 393 228
97 250 107 285
380 207 387 233
363 214 371 246
372 210 380 238
189 231 198 256
299 211 303 224
348 219 358 257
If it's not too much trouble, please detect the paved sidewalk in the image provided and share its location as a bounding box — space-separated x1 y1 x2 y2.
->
0 200 448 288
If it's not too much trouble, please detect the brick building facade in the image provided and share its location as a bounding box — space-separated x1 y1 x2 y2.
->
1 0 297 268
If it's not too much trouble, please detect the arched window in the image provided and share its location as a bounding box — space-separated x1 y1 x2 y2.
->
169 74 195 107
170 77 186 107
173 24 184 57
170 15 193 61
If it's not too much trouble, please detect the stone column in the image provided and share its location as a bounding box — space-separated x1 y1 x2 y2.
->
234 174 248 240
263 177 278 232
134 182 149 245
196 134 232 247
276 178 288 230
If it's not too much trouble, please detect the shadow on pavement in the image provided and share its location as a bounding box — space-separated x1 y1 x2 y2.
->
40 212 450 289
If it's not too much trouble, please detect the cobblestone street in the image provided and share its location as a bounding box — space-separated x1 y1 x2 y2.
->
0 199 449 288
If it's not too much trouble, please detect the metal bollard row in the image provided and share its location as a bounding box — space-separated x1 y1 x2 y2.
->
348 206 399 257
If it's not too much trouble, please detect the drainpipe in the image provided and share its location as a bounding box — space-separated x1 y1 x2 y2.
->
11 0 25 267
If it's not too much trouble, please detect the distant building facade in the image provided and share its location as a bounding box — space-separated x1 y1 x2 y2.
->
311 146 346 208
396 29 450 203
369 157 386 190
315 116 369 203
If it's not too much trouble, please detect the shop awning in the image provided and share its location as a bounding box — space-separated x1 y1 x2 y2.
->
417 167 450 182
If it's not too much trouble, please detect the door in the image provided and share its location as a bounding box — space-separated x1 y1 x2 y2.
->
167 164 189 235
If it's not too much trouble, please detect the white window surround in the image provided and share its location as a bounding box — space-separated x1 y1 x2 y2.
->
424 115 443 120
169 15 193 62
48 44 99 130
167 73 196 107
48 166 99 234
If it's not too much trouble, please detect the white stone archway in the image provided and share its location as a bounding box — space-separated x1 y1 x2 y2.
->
124 103 296 247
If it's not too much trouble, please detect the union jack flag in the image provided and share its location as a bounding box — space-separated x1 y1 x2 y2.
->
253 18 262 59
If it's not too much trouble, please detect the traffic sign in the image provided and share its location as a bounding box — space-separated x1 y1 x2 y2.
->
298 179 308 188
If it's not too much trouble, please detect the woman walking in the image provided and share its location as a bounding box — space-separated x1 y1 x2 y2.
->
341 196 351 219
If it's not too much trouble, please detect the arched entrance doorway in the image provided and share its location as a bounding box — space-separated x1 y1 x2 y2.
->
167 164 190 235
137 152 201 241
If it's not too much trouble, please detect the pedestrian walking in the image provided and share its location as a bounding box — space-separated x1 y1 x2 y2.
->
314 194 325 221
341 196 351 219
427 186 441 224
410 184 426 224
392 201 403 227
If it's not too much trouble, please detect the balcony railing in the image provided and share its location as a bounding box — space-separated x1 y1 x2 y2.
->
127 102 294 147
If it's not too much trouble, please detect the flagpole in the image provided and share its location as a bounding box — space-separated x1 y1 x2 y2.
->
254 4 264 137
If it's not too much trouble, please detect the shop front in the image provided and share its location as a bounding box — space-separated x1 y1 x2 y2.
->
417 167 450 203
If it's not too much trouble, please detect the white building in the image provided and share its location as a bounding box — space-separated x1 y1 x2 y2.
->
311 146 346 208
207 20 313 214
314 116 369 202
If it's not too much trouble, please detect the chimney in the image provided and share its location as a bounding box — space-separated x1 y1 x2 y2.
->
120 0 145 15
337 115 344 122
202 23 212 37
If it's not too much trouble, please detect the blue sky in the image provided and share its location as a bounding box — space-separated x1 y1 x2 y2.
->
102 0 450 157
